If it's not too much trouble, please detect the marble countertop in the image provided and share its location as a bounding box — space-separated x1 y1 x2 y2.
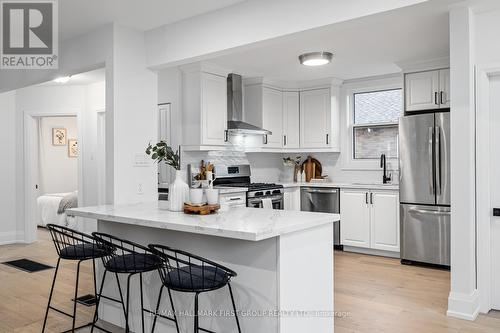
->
280 181 399 191
68 202 339 242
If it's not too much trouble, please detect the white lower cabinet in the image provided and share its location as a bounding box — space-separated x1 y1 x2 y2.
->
284 187 301 211
340 190 370 248
370 191 400 252
341 188 399 253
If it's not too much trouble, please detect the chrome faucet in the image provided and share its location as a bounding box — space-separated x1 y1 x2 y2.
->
380 154 391 184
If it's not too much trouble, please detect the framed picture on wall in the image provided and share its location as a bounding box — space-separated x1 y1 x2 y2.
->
68 139 78 157
52 128 67 146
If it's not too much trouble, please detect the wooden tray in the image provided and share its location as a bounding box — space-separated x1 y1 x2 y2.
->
184 203 220 215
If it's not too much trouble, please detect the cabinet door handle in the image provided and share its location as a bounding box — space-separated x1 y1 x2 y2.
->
370 192 373 204
283 135 287 146
326 134 330 145
263 134 268 145
440 91 444 105
365 192 368 204
434 92 438 105
224 130 228 142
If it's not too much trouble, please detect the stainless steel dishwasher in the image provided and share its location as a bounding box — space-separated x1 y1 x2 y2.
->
301 187 341 248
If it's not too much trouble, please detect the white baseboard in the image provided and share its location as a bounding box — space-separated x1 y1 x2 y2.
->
0 231 24 245
447 290 480 321
342 245 400 258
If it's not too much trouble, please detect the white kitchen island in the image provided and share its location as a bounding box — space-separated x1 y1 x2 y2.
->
68 203 339 333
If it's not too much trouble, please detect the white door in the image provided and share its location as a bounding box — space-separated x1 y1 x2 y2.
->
405 70 440 111
201 72 227 145
340 189 370 248
283 91 300 149
439 68 451 108
370 191 400 252
262 87 283 148
300 88 331 148
490 75 500 309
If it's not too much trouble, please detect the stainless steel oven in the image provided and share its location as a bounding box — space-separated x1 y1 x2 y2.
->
247 190 284 209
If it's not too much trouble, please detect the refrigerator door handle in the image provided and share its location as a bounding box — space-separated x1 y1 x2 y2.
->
435 126 442 195
428 127 435 195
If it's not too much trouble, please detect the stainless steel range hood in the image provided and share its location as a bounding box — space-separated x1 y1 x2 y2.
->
227 73 271 136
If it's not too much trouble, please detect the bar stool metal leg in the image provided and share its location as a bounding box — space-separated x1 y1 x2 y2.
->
151 284 164 333
167 287 180 333
194 292 200 333
125 273 134 333
139 273 146 333
228 283 242 333
91 269 108 333
42 258 61 333
71 260 83 332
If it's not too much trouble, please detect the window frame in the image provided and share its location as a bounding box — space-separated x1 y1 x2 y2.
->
340 76 402 171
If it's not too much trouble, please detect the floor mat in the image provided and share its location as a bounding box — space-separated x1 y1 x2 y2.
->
2 258 53 273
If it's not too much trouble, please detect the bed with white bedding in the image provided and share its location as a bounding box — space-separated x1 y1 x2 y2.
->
37 192 77 227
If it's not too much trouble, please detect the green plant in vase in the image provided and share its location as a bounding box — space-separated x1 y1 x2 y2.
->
146 141 187 211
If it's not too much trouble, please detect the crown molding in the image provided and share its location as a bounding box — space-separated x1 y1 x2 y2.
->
396 56 450 73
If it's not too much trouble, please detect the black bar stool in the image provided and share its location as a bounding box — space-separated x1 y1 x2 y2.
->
149 244 242 333
42 224 112 333
91 233 163 333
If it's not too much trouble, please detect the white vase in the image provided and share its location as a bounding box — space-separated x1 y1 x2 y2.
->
169 170 189 212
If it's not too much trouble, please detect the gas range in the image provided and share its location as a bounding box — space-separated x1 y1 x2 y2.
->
211 164 284 209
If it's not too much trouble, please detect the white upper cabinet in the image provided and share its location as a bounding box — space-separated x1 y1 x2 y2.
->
201 73 228 145
370 191 400 252
405 68 450 111
283 91 300 148
300 88 331 148
243 80 339 151
182 64 228 147
439 68 450 108
262 87 284 148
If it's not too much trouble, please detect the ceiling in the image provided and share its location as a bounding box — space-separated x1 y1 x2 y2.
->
40 68 105 86
208 0 452 82
59 0 248 41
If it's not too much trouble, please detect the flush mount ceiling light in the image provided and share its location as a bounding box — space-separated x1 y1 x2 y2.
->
53 76 71 84
298 52 333 66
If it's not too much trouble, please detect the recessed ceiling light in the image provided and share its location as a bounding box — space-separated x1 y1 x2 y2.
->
53 76 71 84
299 52 333 66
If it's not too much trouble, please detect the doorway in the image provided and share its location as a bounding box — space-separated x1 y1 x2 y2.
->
21 68 106 242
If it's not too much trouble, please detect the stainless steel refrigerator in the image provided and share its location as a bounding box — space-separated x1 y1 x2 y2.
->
399 112 450 266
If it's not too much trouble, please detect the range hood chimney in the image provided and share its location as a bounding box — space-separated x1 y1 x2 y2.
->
227 73 271 136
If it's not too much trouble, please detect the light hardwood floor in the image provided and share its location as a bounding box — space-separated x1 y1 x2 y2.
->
1 229 499 332
334 251 500 332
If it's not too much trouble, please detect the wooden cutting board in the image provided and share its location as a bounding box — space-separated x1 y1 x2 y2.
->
301 156 322 182
184 203 220 215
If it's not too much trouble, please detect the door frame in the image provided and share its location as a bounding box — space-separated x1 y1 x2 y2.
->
475 63 500 313
23 108 81 243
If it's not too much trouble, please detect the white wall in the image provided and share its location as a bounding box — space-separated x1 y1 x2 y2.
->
0 91 18 244
447 6 478 321
38 116 78 194
112 25 158 204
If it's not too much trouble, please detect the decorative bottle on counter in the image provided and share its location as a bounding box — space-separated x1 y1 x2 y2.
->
169 170 189 211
